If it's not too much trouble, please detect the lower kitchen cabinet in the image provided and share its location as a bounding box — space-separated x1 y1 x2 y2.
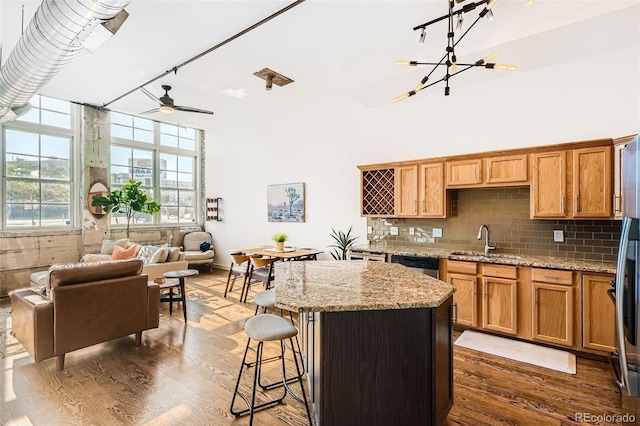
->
447 260 479 327
531 268 574 347
582 273 616 352
482 264 518 336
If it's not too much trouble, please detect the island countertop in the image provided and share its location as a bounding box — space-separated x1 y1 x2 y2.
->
273 260 455 313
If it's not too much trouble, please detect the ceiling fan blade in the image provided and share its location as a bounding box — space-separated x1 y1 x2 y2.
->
174 105 214 115
139 87 160 103
140 107 160 115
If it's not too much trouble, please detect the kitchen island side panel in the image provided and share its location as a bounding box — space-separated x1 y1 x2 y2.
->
319 298 453 426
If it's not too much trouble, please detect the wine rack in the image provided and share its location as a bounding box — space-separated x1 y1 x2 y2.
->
206 197 222 221
361 168 395 216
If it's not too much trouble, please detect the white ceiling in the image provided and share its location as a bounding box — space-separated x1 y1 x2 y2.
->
1 0 638 129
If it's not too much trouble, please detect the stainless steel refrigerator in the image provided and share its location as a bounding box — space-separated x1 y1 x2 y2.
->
612 135 640 417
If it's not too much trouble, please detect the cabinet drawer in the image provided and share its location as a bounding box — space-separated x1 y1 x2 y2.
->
531 268 573 286
447 260 477 275
482 264 517 279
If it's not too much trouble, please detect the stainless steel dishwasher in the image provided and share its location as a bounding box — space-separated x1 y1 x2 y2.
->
390 254 440 278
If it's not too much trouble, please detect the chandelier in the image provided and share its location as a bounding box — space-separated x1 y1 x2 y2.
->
392 0 532 102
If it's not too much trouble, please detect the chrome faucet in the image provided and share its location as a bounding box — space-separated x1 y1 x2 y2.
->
477 224 496 256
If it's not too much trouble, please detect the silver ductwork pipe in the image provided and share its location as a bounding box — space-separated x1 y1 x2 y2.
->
0 0 130 122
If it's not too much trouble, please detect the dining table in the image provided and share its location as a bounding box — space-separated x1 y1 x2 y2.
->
230 246 324 288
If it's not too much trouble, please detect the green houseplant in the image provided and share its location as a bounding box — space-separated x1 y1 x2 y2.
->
329 226 359 260
91 179 161 238
272 233 288 251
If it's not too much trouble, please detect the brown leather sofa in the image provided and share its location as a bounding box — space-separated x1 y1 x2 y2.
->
10 258 160 371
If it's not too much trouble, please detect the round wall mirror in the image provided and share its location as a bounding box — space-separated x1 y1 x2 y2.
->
87 181 109 218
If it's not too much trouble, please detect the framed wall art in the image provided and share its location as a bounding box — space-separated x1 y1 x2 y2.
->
267 182 305 222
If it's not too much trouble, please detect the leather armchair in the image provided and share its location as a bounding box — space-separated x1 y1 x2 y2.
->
10 258 159 371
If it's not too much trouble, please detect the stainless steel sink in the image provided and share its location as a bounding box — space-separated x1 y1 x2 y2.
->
450 251 521 260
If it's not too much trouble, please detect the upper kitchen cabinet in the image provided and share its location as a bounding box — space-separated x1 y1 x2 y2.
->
572 146 612 218
446 159 482 187
397 162 448 218
397 165 419 216
360 166 396 217
531 143 613 219
613 135 637 219
446 154 528 188
531 151 567 218
419 162 447 217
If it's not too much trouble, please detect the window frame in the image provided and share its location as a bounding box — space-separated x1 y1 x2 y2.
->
109 113 201 229
1 99 78 231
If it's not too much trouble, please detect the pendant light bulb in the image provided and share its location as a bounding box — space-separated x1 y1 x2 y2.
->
495 63 518 71
527 0 535 4
456 14 464 32
483 51 501 63
485 9 494 20
392 93 410 103
418 28 426 44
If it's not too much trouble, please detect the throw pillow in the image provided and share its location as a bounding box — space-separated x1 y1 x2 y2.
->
137 244 169 264
100 238 129 255
112 244 138 260
150 246 169 264
200 241 211 252
166 247 181 262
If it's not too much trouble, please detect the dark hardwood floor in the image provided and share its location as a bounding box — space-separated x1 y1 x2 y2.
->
0 270 634 425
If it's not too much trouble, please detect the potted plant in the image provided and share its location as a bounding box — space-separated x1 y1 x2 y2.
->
91 179 161 238
272 233 289 251
329 226 359 260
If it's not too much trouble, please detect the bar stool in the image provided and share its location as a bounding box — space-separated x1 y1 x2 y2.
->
230 314 313 426
252 290 305 391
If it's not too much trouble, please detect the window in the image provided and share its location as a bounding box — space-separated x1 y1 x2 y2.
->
109 112 200 227
2 95 75 229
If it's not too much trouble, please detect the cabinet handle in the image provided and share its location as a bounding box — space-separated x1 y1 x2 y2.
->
534 288 538 305
561 196 565 214
414 200 417 213
472 281 476 296
452 302 458 323
487 166 491 180
543 275 561 280
422 199 425 212
477 168 481 182
575 196 580 213
483 282 487 297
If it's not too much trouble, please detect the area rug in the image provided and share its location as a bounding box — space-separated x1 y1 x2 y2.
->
454 330 576 374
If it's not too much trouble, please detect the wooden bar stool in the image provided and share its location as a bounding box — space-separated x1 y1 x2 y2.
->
230 314 312 426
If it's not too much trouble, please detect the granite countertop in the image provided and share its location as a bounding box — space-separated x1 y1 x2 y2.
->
273 260 455 313
351 243 617 274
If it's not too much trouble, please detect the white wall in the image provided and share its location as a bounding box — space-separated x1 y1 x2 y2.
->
204 44 639 268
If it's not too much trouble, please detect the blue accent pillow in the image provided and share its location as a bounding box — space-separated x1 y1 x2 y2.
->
200 241 211 252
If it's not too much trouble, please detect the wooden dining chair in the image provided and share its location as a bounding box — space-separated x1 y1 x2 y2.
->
241 256 277 303
224 253 251 298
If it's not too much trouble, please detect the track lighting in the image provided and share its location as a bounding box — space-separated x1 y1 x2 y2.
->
418 28 426 44
392 0 526 101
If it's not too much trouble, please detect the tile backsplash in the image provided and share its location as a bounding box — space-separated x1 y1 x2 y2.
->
367 187 621 262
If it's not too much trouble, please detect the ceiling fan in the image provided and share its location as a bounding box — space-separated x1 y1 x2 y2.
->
139 85 214 115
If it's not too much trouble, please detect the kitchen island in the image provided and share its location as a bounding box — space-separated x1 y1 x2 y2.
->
274 260 456 426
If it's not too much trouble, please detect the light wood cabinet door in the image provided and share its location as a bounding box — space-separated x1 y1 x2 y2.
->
397 165 419 216
419 162 446 218
486 154 528 184
532 283 574 347
449 273 478 327
531 151 567 218
446 159 482 187
582 273 616 352
482 277 518 335
613 136 634 219
572 146 612 218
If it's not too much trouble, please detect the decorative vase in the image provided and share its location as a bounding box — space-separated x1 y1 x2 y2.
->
275 241 285 251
